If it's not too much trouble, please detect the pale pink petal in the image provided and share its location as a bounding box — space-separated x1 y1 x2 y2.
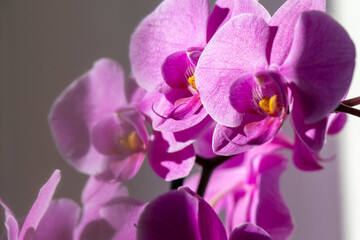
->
34 199 80 240
129 0 209 92
0 199 19 240
207 0 270 41
196 14 270 127
81 176 128 205
19 170 61 239
270 0 325 66
100 197 146 240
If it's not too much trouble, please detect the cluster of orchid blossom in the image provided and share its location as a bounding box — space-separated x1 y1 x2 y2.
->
1 0 358 239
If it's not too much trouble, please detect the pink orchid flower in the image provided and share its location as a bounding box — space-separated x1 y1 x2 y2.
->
195 0 355 154
49 59 148 182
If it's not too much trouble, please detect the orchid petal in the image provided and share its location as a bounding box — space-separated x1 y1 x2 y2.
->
136 190 201 240
293 136 323 171
196 14 270 127
19 170 61 239
229 223 272 240
91 114 129 156
252 155 294 240
151 91 208 132
290 91 328 151
129 0 209 92
207 0 270 42
100 197 146 240
282 11 355 123
161 115 213 153
0 199 19 240
81 177 128 205
34 199 80 240
327 113 347 135
270 0 325 66
78 220 115 240
212 123 256 156
109 153 146 182
194 124 217 159
230 74 262 114
49 59 126 174
162 51 194 89
148 132 195 181
74 178 128 240
181 187 227 240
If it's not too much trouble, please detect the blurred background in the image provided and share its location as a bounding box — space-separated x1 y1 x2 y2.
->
0 0 359 239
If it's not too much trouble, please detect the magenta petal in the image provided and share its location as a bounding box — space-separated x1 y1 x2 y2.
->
212 123 255 156
244 117 283 145
136 190 201 240
168 94 203 120
152 91 208 132
293 136 323 171
290 94 327 151
206 4 230 42
161 116 213 153
19 170 61 240
229 223 271 240
49 59 126 174
162 51 194 89
252 154 294 240
34 199 80 240
196 15 269 127
129 0 209 92
230 75 261 114
0 199 19 240
194 124 217 159
270 0 325 66
100 197 146 240
327 113 347 135
148 132 195 181
181 187 227 240
281 11 355 123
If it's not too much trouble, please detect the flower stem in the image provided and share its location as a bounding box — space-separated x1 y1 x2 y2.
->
342 96 360 107
334 103 360 118
196 155 231 197
170 178 184 190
